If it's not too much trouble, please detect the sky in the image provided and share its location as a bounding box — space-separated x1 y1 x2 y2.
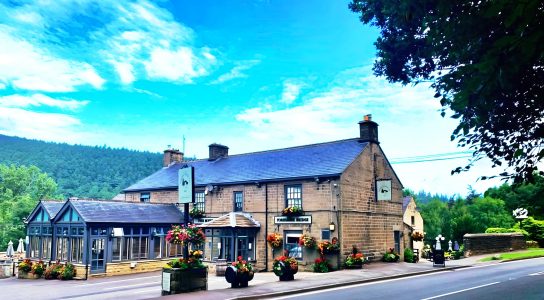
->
0 0 506 196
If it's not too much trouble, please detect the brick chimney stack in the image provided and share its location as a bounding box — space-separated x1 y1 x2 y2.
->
358 114 379 144
163 147 183 167
209 143 229 160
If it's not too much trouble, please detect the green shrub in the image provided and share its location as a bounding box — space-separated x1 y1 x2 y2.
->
44 262 63 280
382 248 400 262
403 248 415 263
485 227 528 237
312 257 331 273
58 263 76 280
520 217 544 247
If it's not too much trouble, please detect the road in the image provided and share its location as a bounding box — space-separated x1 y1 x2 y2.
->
273 258 544 300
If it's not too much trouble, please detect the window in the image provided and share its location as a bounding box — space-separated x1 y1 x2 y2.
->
29 236 40 258
285 185 302 208
112 238 122 261
71 237 83 263
321 229 331 240
284 231 303 260
411 216 415 226
234 191 243 212
195 191 205 212
140 192 150 203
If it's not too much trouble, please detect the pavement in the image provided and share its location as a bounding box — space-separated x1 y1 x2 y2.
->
157 254 490 300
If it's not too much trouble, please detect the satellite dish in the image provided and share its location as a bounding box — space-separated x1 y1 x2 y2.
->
205 184 214 195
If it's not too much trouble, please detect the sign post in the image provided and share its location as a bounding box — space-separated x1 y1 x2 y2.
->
178 165 195 259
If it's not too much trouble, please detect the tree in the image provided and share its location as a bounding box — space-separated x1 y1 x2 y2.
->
419 199 451 245
349 0 544 183
0 164 60 248
485 174 544 219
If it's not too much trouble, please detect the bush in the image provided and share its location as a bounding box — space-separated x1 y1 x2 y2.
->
313 257 331 273
18 259 32 272
382 248 400 262
403 248 415 263
485 227 528 237
44 262 63 280
520 217 544 247
59 263 76 280
31 260 46 277
527 240 539 248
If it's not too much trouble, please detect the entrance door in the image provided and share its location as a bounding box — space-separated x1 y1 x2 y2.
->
394 231 401 254
90 238 106 273
236 237 250 260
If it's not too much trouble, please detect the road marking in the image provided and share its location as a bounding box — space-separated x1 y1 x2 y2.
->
82 275 160 286
420 282 500 300
103 281 160 291
529 271 544 276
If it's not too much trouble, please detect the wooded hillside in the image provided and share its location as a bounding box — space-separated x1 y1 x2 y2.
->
0 135 162 199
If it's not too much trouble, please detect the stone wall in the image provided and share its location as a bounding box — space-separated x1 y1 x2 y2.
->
463 233 526 256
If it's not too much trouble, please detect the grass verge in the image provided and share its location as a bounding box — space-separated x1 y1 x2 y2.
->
479 248 544 262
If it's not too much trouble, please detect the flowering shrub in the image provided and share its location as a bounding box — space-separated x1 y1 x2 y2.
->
312 257 331 273
344 245 365 267
298 234 317 249
31 260 46 277
272 255 298 276
411 231 424 241
166 224 206 246
318 240 340 255
44 261 63 280
165 257 205 270
267 233 283 248
189 207 205 219
231 256 253 275
18 258 32 272
382 248 400 262
59 263 76 280
282 206 303 217
190 249 203 259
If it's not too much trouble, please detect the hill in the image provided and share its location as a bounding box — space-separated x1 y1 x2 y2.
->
0 134 162 199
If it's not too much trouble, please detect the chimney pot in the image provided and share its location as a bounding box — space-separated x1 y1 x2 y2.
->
358 115 379 144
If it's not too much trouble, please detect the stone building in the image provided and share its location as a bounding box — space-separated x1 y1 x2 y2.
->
124 116 404 270
402 196 424 258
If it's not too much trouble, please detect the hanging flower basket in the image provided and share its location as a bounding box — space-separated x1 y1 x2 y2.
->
267 233 283 249
298 234 317 249
411 232 424 241
189 207 205 219
282 206 304 217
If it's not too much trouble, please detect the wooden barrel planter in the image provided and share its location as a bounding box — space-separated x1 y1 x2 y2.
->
224 266 254 288
161 267 208 295
215 259 227 276
273 261 298 281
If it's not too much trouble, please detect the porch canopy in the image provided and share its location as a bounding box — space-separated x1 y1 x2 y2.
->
199 212 260 262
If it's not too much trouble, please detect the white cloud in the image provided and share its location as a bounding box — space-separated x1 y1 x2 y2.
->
144 47 211 82
0 94 89 111
280 80 303 104
0 107 93 143
0 30 105 92
211 60 261 85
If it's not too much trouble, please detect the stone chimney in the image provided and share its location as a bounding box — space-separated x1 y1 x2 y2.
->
163 147 183 167
209 143 229 160
358 114 379 144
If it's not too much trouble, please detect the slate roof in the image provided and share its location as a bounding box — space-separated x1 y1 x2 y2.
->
69 200 183 224
42 201 64 219
124 139 368 192
402 197 412 213
199 212 260 228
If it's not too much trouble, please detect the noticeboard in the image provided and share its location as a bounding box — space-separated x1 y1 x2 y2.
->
178 166 195 204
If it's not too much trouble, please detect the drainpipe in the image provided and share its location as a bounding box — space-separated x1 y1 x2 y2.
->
264 183 268 271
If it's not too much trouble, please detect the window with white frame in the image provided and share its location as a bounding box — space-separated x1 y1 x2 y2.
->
195 191 205 212
285 185 302 208
234 191 243 212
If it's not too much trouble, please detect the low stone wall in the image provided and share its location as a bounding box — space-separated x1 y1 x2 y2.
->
463 233 526 256
103 259 172 276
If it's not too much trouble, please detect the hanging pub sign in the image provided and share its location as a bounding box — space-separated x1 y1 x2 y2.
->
178 165 195 204
376 179 392 201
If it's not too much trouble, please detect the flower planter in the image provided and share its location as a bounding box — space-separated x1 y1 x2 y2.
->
161 267 208 295
325 253 339 270
224 265 254 288
344 264 363 269
18 271 40 279
274 261 298 281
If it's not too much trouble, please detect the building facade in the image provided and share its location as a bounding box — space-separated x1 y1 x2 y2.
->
402 196 425 258
124 116 405 270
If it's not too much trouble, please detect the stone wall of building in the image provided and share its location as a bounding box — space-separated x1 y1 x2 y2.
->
463 233 526 256
339 143 404 261
402 198 424 258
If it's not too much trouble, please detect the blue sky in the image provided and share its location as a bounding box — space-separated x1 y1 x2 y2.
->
0 0 504 196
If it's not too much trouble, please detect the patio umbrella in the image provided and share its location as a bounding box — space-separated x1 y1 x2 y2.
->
6 240 14 258
16 238 25 253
